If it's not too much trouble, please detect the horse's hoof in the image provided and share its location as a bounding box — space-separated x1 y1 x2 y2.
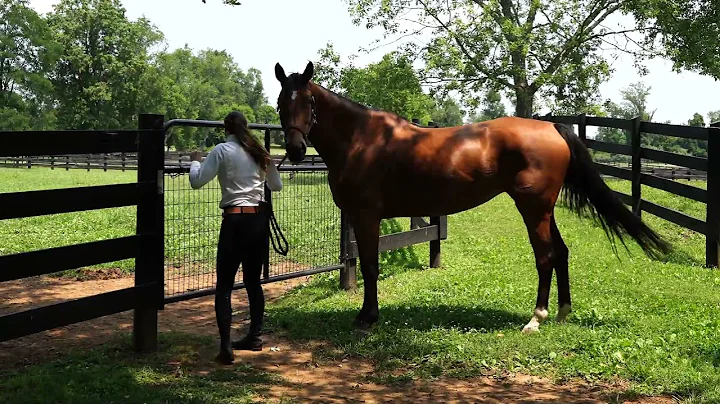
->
522 324 540 334
555 304 572 323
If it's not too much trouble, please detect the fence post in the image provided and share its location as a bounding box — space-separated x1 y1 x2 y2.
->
263 128 272 280
707 122 720 268
578 113 587 144
339 211 357 290
631 117 642 217
429 216 447 268
133 113 165 353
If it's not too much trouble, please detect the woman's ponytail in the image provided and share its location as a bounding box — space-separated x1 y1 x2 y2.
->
223 110 271 171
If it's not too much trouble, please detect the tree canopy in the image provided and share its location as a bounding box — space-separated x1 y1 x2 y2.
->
314 43 469 126
0 0 279 151
596 81 712 158
342 0 720 118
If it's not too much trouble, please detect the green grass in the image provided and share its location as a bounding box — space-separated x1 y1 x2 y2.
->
0 333 287 404
266 178 720 402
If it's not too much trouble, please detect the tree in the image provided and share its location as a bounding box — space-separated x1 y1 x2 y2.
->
344 0 720 118
596 81 655 148
141 45 276 150
634 0 720 79
430 96 464 127
597 82 709 158
47 0 163 129
708 110 720 126
0 0 59 130
315 45 435 123
470 89 507 122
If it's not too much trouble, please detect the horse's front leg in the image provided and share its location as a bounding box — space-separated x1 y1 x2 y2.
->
351 213 381 331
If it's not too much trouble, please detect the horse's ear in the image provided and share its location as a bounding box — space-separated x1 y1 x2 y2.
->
301 61 314 84
275 63 287 83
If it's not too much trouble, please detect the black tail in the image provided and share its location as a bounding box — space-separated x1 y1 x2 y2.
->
553 123 672 259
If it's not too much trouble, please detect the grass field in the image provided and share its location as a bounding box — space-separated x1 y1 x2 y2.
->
1 166 718 402
264 179 719 402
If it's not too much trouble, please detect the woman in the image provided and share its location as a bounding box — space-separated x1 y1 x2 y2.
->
189 110 283 365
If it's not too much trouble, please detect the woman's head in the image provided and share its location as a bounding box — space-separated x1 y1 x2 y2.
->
224 110 249 136
223 110 270 171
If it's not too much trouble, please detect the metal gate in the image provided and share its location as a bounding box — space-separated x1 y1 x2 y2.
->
161 119 342 303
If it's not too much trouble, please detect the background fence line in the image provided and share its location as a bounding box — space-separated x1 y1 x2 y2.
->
535 113 720 268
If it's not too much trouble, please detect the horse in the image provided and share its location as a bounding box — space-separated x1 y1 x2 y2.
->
273 61 672 334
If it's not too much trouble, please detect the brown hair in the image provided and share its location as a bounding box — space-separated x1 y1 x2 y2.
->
224 110 271 171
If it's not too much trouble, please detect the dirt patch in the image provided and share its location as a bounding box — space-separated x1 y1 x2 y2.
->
0 274 675 403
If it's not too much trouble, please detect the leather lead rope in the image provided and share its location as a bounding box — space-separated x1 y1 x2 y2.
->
266 155 289 256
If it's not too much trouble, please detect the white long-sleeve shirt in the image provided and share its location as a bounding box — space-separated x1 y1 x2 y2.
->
189 134 283 208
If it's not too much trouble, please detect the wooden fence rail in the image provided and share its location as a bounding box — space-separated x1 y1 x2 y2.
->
0 152 323 172
0 115 165 351
535 113 720 268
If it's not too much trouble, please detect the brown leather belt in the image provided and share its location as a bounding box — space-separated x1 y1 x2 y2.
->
223 205 263 215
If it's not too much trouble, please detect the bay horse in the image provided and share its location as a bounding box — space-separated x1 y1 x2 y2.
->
273 61 671 334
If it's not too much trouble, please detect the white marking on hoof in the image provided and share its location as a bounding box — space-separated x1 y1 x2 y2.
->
522 308 548 334
556 304 572 323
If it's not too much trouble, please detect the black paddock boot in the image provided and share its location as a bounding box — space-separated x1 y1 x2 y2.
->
232 324 263 351
215 299 235 365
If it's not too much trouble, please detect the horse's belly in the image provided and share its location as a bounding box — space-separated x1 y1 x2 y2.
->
379 175 505 217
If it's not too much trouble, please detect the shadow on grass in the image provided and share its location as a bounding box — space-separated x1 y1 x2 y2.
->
0 332 285 404
269 302 529 344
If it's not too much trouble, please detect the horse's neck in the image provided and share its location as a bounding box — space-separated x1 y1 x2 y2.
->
309 84 360 169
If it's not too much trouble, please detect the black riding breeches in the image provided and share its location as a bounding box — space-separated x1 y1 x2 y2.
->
214 211 268 344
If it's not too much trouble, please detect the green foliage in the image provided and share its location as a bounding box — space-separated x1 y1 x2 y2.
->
344 0 614 117
430 96 464 127
630 0 720 79
1 0 278 150
708 110 720 126
469 89 507 122
47 0 164 130
315 44 436 123
344 0 720 118
0 0 59 130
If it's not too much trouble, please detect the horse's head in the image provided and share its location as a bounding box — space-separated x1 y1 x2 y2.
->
275 61 316 164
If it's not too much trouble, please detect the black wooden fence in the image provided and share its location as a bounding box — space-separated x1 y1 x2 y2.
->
535 113 720 268
0 114 165 351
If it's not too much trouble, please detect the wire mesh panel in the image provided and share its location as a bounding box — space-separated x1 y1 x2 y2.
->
270 168 341 276
163 165 341 301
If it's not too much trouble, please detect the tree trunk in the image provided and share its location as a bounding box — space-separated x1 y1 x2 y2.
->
514 88 534 118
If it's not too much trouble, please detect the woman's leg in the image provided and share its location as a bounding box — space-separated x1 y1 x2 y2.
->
214 215 243 364
233 213 267 351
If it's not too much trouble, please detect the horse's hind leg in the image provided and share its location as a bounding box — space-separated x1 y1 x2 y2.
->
513 196 555 334
551 216 572 322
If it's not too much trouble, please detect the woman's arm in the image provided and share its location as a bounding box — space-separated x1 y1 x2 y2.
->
265 161 283 191
189 147 222 189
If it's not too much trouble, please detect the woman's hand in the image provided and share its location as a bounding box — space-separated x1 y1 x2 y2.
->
190 151 204 162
